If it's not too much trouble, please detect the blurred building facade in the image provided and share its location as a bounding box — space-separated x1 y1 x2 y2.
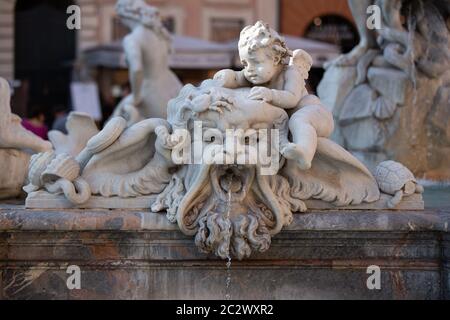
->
0 0 278 83
0 0 355 119
280 0 358 53
0 0 357 81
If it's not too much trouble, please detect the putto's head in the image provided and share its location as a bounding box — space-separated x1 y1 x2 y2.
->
238 21 292 84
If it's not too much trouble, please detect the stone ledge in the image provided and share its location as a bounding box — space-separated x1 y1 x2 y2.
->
0 206 445 232
0 206 448 299
23 192 425 211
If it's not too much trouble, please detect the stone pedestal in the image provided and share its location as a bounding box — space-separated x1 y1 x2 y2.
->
0 205 448 300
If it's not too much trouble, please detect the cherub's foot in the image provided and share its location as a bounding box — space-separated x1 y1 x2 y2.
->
328 43 370 67
281 143 312 170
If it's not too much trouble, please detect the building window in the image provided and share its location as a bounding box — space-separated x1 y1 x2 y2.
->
304 15 359 53
210 18 245 42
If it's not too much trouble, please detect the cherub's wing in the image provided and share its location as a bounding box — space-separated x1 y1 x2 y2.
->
290 49 313 68
290 49 314 79
282 138 380 206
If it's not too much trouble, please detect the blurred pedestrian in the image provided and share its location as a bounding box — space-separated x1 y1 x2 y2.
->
51 104 69 134
21 105 49 140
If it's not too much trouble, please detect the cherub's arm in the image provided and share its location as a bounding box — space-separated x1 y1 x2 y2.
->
213 69 250 89
270 67 305 109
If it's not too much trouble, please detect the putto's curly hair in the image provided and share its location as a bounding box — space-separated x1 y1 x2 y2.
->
238 21 293 65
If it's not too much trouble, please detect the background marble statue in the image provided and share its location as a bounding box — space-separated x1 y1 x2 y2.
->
112 0 182 124
319 0 450 180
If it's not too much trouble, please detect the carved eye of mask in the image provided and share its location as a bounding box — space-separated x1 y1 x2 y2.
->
204 128 223 144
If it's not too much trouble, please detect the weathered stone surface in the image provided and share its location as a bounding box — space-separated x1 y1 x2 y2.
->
339 84 377 126
429 85 450 141
24 192 424 211
316 64 356 145
368 67 408 105
317 65 357 116
0 206 448 299
352 151 388 173
25 192 157 209
317 0 450 181
0 149 29 200
341 117 384 151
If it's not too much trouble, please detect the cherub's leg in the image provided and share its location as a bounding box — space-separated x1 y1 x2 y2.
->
282 104 334 170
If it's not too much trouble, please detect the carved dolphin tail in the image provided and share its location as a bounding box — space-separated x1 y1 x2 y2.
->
81 118 173 198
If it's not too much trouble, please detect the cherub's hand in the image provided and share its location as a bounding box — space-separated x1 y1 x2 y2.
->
213 69 236 88
206 88 234 114
248 87 273 102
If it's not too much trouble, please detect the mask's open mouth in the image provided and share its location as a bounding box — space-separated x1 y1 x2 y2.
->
211 165 255 202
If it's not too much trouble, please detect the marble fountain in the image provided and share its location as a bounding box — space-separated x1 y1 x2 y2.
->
0 0 448 300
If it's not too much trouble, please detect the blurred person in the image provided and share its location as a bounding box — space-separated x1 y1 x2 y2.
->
21 105 49 140
51 104 69 134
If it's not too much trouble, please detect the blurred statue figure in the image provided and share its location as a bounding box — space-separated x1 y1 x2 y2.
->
112 0 182 124
318 0 450 180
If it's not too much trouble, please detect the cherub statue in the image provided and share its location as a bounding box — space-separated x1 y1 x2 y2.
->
213 21 334 170
112 0 182 123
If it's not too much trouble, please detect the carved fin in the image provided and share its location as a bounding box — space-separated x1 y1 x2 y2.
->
283 138 380 207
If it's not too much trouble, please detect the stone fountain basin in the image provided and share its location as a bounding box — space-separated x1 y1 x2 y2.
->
0 203 448 300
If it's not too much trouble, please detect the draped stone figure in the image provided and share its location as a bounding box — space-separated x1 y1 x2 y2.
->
112 0 182 125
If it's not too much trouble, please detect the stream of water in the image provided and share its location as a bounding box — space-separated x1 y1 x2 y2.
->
224 176 233 300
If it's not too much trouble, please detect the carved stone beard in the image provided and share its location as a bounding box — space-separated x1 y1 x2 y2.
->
157 162 296 260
